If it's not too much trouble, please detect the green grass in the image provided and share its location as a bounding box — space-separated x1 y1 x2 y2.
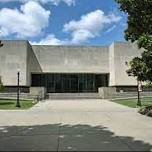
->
112 97 152 108
0 99 37 110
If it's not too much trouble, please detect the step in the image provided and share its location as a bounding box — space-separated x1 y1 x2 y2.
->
0 93 38 100
48 93 101 99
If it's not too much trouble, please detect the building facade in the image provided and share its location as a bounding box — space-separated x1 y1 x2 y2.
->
0 40 143 93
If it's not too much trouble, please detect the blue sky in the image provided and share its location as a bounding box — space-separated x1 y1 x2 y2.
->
0 0 127 46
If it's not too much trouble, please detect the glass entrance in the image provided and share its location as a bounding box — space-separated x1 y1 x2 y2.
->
31 73 109 93
70 75 78 93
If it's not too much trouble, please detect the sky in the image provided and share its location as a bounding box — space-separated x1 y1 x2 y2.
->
0 0 127 46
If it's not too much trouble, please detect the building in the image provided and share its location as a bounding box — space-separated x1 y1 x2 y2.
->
0 40 144 95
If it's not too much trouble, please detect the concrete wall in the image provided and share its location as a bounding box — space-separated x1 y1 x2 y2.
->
30 87 46 99
109 43 115 86
0 40 27 86
0 40 145 88
26 42 42 86
0 41 43 87
109 42 144 86
32 45 109 73
98 87 116 99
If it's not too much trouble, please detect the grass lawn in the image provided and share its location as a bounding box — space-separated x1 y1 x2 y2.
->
112 97 152 108
0 99 37 110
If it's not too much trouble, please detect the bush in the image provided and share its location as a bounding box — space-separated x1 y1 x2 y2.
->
138 106 152 117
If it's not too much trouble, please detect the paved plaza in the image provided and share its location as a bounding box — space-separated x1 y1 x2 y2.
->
0 99 152 151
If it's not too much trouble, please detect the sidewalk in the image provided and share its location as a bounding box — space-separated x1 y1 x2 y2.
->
0 99 151 151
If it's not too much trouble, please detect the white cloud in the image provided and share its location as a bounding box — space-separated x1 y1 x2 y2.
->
105 25 117 33
0 27 9 37
31 34 65 45
0 0 75 6
71 30 94 44
31 10 122 45
63 10 121 44
0 1 50 37
48 0 75 6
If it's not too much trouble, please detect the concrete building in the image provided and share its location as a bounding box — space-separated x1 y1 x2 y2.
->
0 40 144 95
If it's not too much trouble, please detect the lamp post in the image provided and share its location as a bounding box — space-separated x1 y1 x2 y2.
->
137 80 142 107
0 40 3 47
16 69 21 108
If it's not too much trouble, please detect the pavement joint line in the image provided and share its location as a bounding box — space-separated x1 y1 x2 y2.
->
57 125 61 152
57 116 63 152
37 111 136 113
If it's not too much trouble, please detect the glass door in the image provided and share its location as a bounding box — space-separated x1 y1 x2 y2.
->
70 74 78 93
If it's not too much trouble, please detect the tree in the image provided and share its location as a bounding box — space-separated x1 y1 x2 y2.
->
126 57 146 81
116 0 152 82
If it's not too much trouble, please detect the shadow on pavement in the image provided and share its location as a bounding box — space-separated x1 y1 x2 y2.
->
0 124 151 151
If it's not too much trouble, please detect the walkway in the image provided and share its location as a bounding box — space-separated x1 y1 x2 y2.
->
0 99 151 151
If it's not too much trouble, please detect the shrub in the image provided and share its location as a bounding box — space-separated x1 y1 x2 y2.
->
139 106 152 117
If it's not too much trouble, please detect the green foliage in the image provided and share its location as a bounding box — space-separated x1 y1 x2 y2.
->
126 57 146 81
116 0 152 44
112 97 152 108
139 105 152 117
127 50 152 81
0 99 36 110
145 81 152 87
116 0 152 82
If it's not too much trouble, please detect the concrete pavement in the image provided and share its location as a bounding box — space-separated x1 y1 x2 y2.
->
0 99 152 151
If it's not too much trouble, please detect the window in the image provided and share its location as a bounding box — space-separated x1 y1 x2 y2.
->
31 73 109 93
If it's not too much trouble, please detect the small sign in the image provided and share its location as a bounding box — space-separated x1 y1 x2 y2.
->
138 81 142 92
